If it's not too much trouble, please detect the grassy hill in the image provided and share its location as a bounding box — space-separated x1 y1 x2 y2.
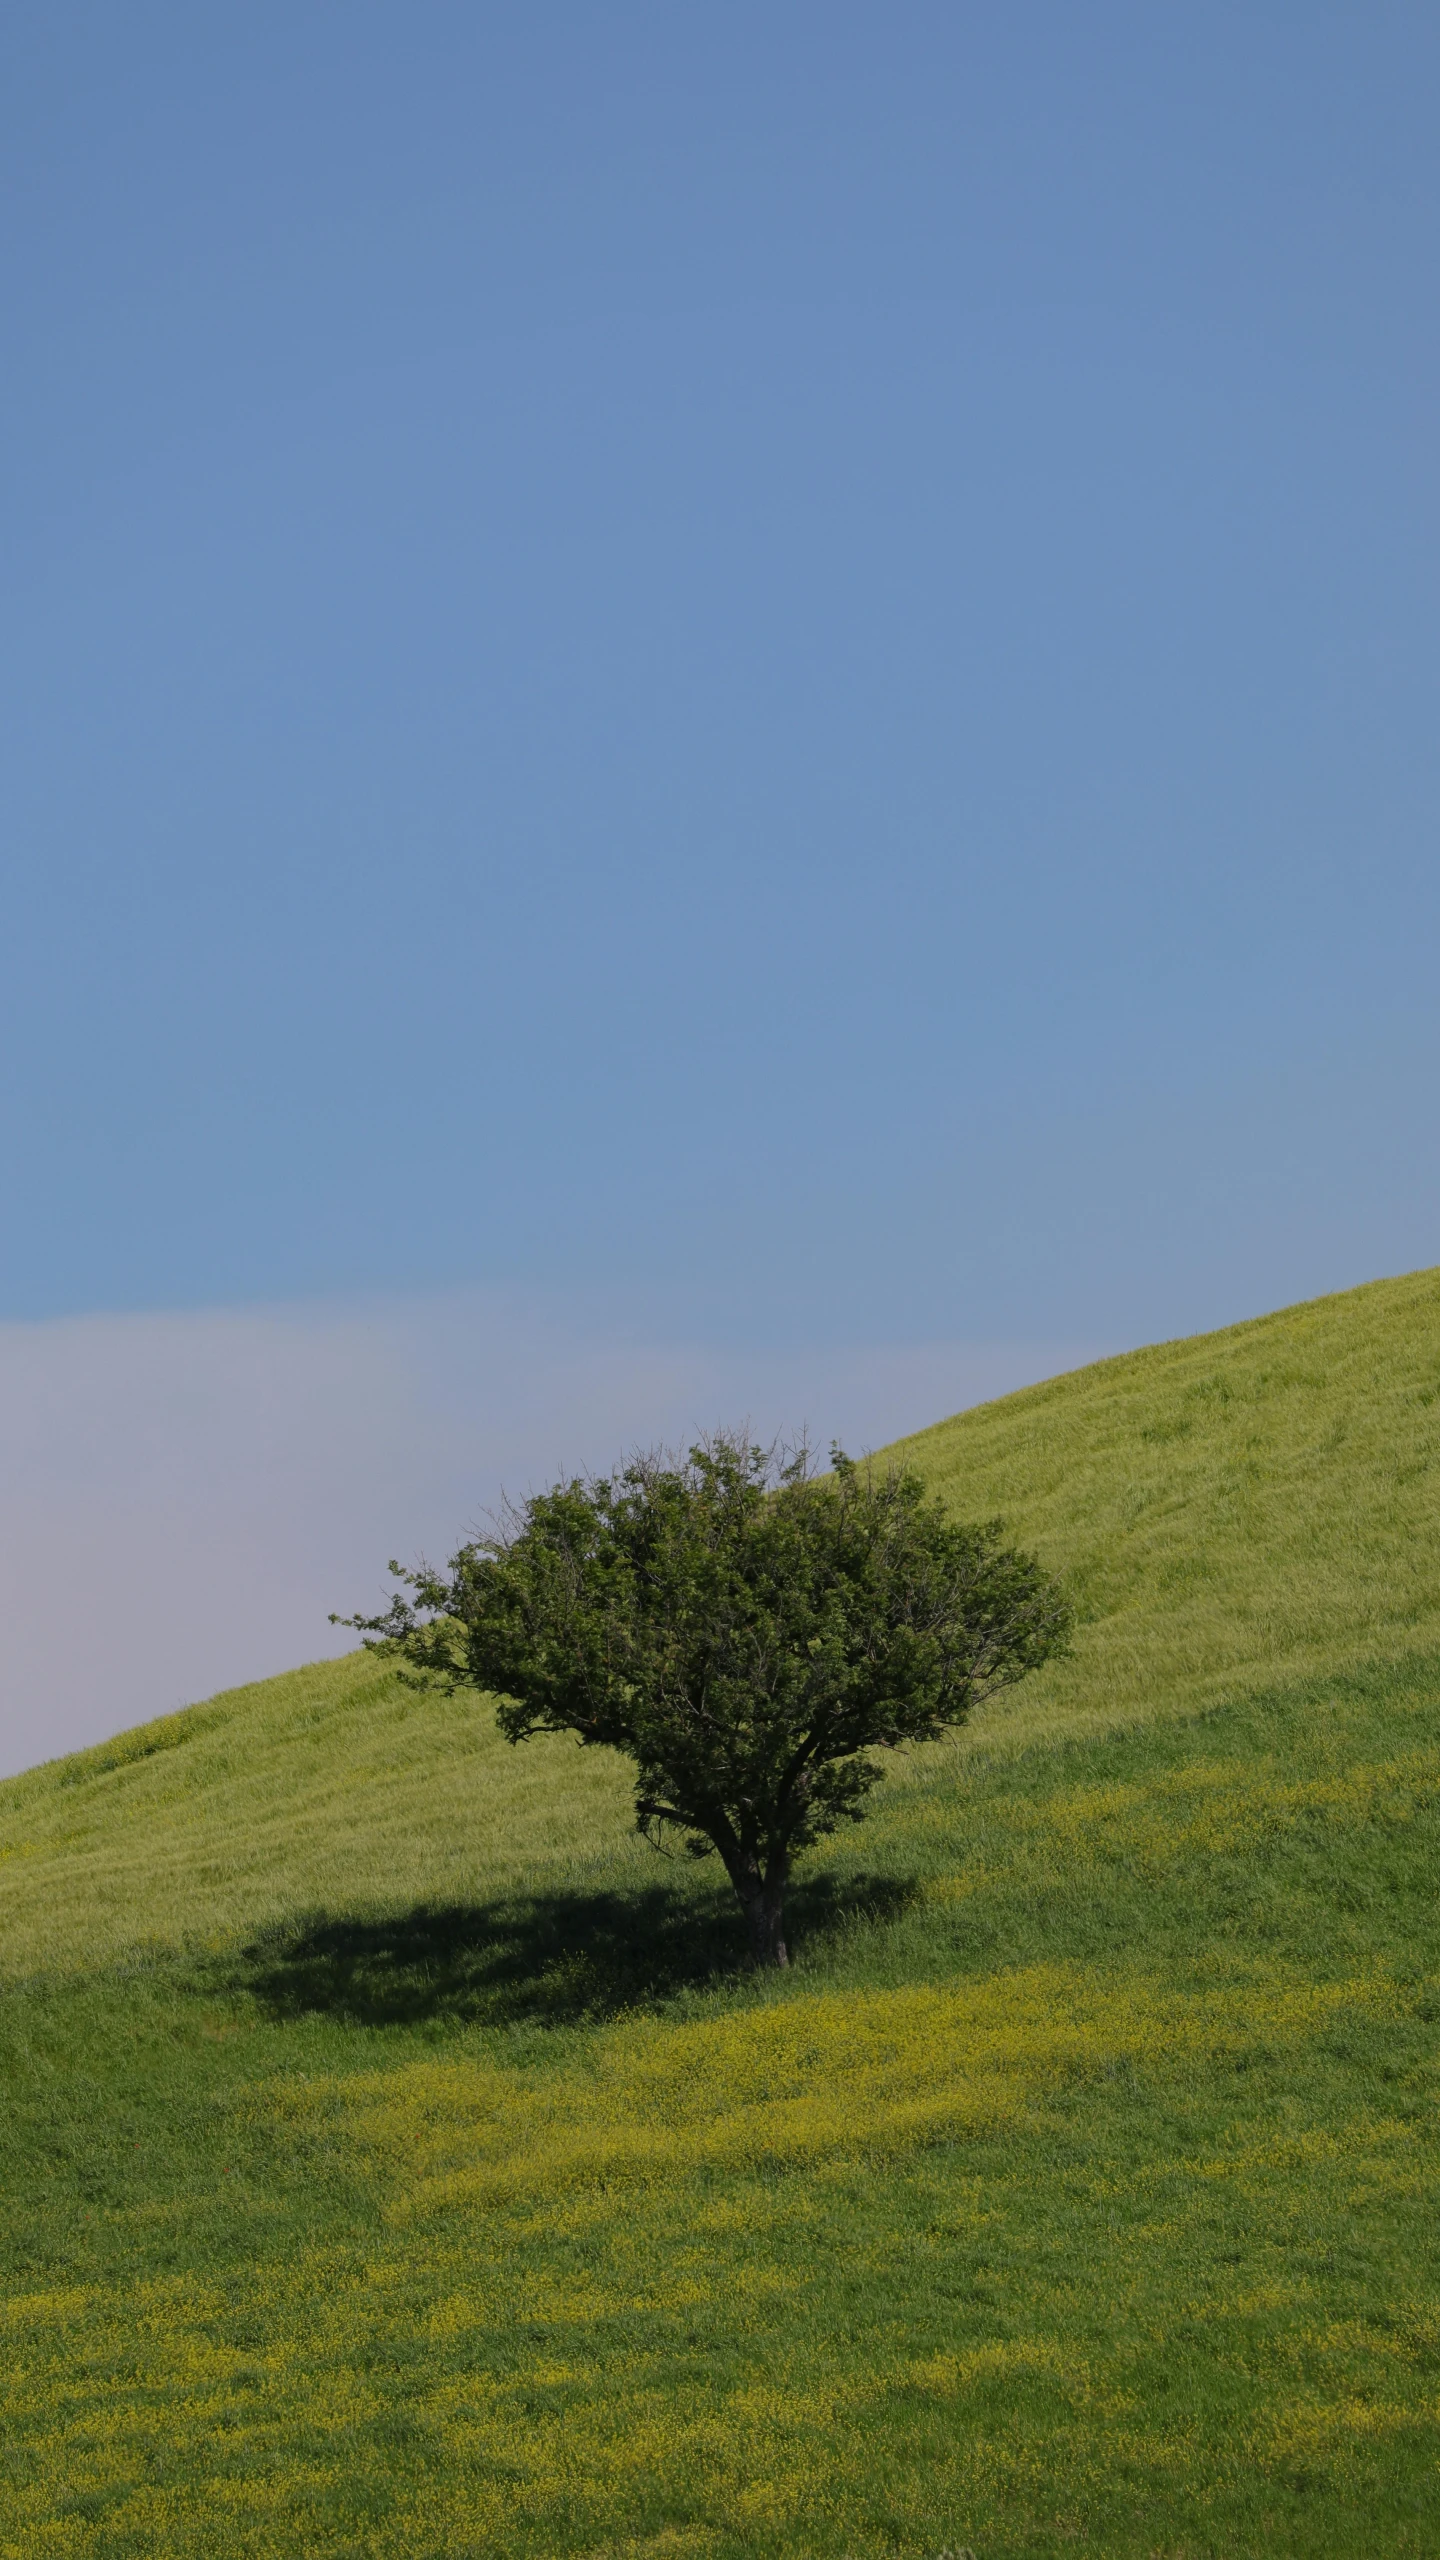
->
3 1268 1439 2557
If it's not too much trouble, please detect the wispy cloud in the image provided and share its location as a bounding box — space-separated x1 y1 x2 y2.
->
0 1298 1108 1776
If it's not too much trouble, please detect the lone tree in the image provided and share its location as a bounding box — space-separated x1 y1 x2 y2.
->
338 1432 1071 1969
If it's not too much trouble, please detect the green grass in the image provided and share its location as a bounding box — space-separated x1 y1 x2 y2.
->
3 1268 1439 2556
889 1260 1440 1744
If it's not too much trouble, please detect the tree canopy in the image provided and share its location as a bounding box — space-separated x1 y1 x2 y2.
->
340 1432 1071 1966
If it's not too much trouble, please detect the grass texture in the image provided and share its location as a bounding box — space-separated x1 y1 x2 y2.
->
2 1268 1439 2556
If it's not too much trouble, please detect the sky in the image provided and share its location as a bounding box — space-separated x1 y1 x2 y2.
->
2 4 1437 1769
0 1302 1099 1770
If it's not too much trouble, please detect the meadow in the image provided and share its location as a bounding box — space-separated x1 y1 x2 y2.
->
2 1268 1439 2556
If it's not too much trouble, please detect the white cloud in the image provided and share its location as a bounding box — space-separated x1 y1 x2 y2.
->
0 1297 1107 1777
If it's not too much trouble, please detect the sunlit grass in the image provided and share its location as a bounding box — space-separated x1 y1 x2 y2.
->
279 1960 1411 2212
0 1652 642 1979
892 1262 1440 1747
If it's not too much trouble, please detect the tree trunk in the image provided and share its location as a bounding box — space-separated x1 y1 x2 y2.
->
739 1872 789 1969
710 1824 790 1970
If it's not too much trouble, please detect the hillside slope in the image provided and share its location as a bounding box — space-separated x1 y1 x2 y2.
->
3 1265 1437 1975
2 1268 1438 2560
890 1260 1440 1742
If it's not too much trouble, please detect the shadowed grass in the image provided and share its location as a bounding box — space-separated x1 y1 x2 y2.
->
234 1871 917 2029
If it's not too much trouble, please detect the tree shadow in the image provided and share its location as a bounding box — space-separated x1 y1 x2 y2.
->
234 1869 916 2029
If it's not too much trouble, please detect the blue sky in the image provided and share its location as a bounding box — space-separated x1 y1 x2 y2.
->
1 7 1437 1761
5 0 1437 1348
